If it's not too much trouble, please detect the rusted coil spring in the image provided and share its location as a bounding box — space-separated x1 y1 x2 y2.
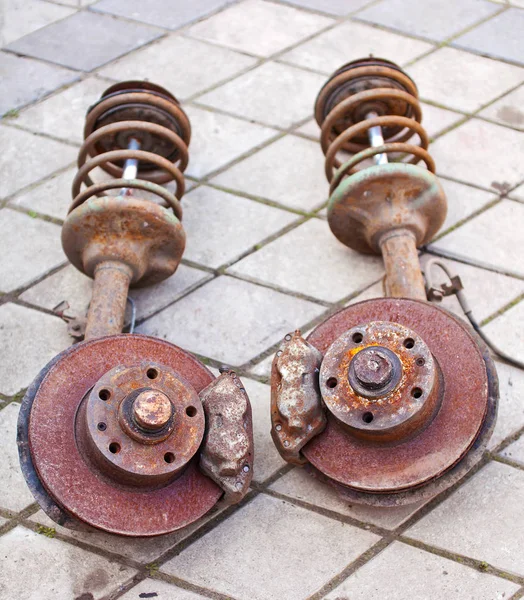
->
315 64 435 195
70 91 191 220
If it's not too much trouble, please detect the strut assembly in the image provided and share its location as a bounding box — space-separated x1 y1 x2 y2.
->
17 82 254 536
271 58 498 506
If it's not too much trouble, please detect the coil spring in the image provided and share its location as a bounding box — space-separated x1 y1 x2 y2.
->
70 82 191 221
315 59 435 195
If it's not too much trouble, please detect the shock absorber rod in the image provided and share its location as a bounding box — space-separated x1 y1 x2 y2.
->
120 137 141 195
366 111 388 166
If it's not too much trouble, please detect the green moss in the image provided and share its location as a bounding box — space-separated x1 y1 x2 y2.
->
37 525 56 538
145 562 159 576
2 109 19 119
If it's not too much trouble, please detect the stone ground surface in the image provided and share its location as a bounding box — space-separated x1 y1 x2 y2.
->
0 0 523 598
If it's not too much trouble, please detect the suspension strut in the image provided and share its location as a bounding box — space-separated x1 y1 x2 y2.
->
17 82 254 536
271 59 498 506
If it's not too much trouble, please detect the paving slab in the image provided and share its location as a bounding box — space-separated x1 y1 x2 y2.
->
99 35 257 101
356 0 500 42
0 303 71 396
186 0 333 57
431 200 524 276
121 580 209 600
281 20 433 74
0 126 75 199
488 361 524 450
162 494 380 600
324 540 519 599
430 119 523 190
229 218 384 303
211 134 328 212
407 461 524 575
500 434 524 467
407 47 524 113
0 526 136 600
93 0 233 30
483 299 524 365
271 468 428 530
453 8 524 66
6 11 162 71
14 77 110 144
197 61 326 129
479 84 524 131
0 52 77 117
0 209 65 293
422 103 463 139
184 106 277 178
279 0 371 14
137 275 326 366
0 0 75 46
0 403 37 512
180 185 298 268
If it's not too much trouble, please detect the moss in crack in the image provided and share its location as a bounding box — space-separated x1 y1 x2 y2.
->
145 562 159 576
2 109 19 119
37 525 56 538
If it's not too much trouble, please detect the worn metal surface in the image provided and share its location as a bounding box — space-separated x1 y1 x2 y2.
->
24 334 222 536
301 298 494 496
271 330 326 464
199 370 254 503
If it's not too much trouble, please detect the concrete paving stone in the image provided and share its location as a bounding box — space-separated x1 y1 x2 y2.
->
162 494 380 600
500 435 524 466
247 353 274 379
419 255 524 323
186 0 333 57
356 0 499 42
346 280 384 305
0 403 37 512
429 119 524 190
0 52 78 116
93 0 233 30
279 0 371 14
183 106 277 178
14 77 110 144
121 580 209 600
453 8 524 67
422 102 463 138
29 500 225 563
483 298 524 364
488 361 524 450
243 377 287 482
98 35 257 101
407 48 524 113
431 200 524 276
281 20 433 75
180 185 298 268
0 209 65 293
211 135 328 212
8 166 76 220
229 218 384 303
0 125 75 199
295 118 320 140
0 526 136 600
324 540 519 600
407 461 524 575
510 185 524 202
479 84 524 131
271 468 428 530
197 61 326 129
0 0 75 47
6 11 162 71
19 262 211 322
0 303 71 396
137 275 326 365
435 178 497 236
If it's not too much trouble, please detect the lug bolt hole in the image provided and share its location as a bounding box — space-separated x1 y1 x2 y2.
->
352 332 363 344
164 452 175 464
97 422 107 431
109 442 121 454
99 389 111 401
404 338 415 349
326 377 338 389
416 357 425 366
412 387 423 398
146 368 158 380
186 406 197 417
362 412 374 423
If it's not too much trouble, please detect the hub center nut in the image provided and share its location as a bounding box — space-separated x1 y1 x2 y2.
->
348 346 401 398
133 389 173 431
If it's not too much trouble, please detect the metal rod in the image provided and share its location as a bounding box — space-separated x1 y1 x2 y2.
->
366 112 388 165
379 229 426 301
84 261 133 340
120 138 141 195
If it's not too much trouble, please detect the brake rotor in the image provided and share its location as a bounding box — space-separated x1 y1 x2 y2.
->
18 334 223 536
272 298 498 506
